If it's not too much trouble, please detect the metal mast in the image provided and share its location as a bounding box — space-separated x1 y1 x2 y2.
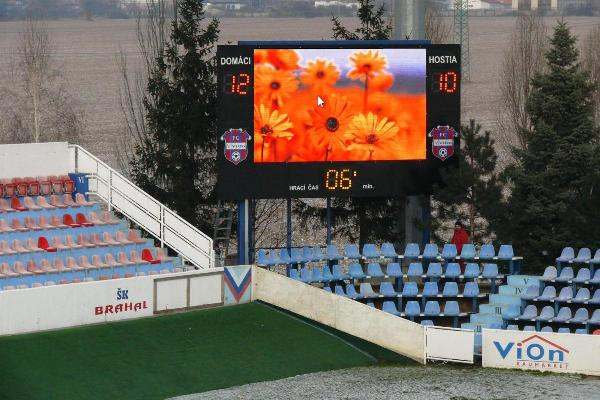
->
454 0 471 80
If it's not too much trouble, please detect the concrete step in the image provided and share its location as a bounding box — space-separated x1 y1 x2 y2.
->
461 322 503 332
489 293 522 307
470 313 504 325
507 275 540 288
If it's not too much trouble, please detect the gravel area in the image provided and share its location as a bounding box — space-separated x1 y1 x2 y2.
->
170 365 600 400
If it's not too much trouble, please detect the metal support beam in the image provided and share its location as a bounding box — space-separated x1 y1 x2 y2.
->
286 198 292 252
393 0 426 40
326 197 332 245
237 200 250 265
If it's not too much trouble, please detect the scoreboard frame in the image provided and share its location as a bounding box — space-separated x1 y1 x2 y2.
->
216 41 461 200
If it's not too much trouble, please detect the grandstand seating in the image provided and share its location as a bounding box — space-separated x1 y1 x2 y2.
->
0 175 183 291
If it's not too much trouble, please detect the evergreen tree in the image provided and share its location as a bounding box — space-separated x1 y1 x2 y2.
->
130 0 219 233
331 0 392 40
499 22 600 271
431 120 504 243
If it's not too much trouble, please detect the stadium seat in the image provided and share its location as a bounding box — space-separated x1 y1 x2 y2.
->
556 247 575 263
367 263 385 278
426 262 443 278
421 320 434 326
424 301 441 316
344 244 361 260
332 265 349 281
555 267 574 282
575 328 588 334
381 242 398 259
552 307 572 323
312 246 325 262
141 249 160 265
463 263 480 279
334 285 347 297
497 244 514 260
523 326 536 332
591 289 600 305
588 310 600 325
362 244 380 259
590 249 600 265
534 286 556 302
572 288 591 303
345 284 361 299
403 243 420 259
422 282 439 298
572 268 591 283
401 282 419 297
37 237 56 253
322 266 333 282
383 301 401 316
540 266 558 281
327 244 343 261
541 326 553 333
557 327 571 334
441 244 457 260
290 248 305 264
479 244 495 260
421 243 439 260
521 286 540 301
536 306 555 322
302 247 315 263
404 301 421 318
299 267 311 283
555 286 574 303
459 244 476 260
568 308 589 324
482 264 500 279
380 282 398 297
444 263 461 279
406 262 423 278
359 283 377 299
518 305 538 321
311 266 324 283
348 263 365 280
590 270 600 285
276 248 291 265
442 282 459 297
573 248 592 263
443 301 461 316
385 263 402 278
462 282 480 297
506 325 519 330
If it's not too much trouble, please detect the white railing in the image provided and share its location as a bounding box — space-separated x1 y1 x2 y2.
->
68 145 213 269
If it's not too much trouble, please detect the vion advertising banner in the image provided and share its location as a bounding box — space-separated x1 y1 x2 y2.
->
482 329 600 376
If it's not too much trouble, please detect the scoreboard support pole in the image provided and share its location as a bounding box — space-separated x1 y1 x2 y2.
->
237 199 250 265
326 197 332 245
286 198 292 252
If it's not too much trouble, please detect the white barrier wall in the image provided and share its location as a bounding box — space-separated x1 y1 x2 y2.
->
252 267 426 363
0 142 70 179
482 328 600 376
425 326 474 364
154 270 223 312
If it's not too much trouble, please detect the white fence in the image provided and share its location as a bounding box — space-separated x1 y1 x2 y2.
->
69 144 214 269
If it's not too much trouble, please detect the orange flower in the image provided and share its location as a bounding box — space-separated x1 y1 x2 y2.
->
347 50 387 81
300 59 340 90
254 49 269 64
308 94 354 161
366 92 396 121
268 49 300 70
345 112 400 160
254 65 298 108
254 104 293 162
370 72 394 91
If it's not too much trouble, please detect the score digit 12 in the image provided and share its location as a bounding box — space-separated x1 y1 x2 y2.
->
224 72 251 95
433 71 459 94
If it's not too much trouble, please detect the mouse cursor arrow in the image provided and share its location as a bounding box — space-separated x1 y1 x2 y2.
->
317 96 325 108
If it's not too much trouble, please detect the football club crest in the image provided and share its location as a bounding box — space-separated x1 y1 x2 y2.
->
429 125 458 161
221 128 251 165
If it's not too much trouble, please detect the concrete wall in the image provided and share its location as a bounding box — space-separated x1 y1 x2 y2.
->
0 142 70 179
252 267 426 363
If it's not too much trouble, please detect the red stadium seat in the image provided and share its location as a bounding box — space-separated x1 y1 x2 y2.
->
2 179 16 198
27 177 40 196
61 175 75 194
76 213 94 227
50 176 64 194
63 214 81 228
38 237 57 253
38 176 52 196
13 178 28 197
594 329 600 335
10 197 26 211
141 248 161 265
0 183 4 198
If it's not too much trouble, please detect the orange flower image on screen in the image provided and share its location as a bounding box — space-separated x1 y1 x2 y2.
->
253 48 426 162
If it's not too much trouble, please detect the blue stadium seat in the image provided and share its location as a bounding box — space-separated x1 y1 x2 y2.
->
555 267 574 282
506 325 519 330
421 320 434 326
289 268 299 280
573 248 592 263
348 263 365 280
406 262 424 278
383 301 401 316
444 263 461 279
572 268 591 283
553 307 572 323
534 286 556 302
555 286 574 303
556 247 575 263
312 246 325 262
589 309 600 325
327 244 343 261
442 282 459 297
443 301 460 316
380 282 398 297
386 262 402 278
572 288 590 303
303 247 315 263
497 244 515 260
360 283 377 298
334 285 347 297
478 244 495 260
536 306 555 322
540 266 558 281
557 327 571 333
589 269 600 285
401 282 419 297
278 248 292 265
518 305 538 321
332 265 349 281
521 286 540 301
323 286 332 293
591 249 600 265
463 263 480 279
568 308 589 324
403 243 420 259
366 301 375 308
381 242 398 259
422 282 439 298
523 325 536 332
322 266 333 282
591 289 600 305
541 326 553 332
256 249 269 266
299 267 311 283
345 284 362 299
426 262 443 278
290 248 305 264
362 244 380 259
367 263 385 278
422 243 439 260
311 266 324 283
344 244 361 260
424 301 441 316
462 282 480 297
441 244 457 260
575 328 588 334
459 244 476 260
482 263 499 279
404 301 421 317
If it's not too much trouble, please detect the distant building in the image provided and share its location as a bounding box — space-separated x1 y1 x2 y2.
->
206 0 263 11
469 0 511 9
511 0 592 11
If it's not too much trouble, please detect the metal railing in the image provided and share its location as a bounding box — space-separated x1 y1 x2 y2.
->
69 145 213 269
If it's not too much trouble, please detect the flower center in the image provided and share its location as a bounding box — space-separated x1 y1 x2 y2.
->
261 125 273 136
364 63 371 71
326 117 339 132
270 81 281 90
366 133 378 144
316 70 325 79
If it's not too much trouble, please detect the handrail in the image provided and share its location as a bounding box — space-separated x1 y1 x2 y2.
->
69 144 214 269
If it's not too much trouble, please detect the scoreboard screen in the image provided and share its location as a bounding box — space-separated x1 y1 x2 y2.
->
217 42 460 200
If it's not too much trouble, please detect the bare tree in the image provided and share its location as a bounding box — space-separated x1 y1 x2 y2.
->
0 16 83 144
582 25 600 124
497 13 547 159
425 3 452 44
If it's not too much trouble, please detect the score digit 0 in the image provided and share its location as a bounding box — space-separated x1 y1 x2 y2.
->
325 169 355 190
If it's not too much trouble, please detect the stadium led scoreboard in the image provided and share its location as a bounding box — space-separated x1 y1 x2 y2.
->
216 41 461 200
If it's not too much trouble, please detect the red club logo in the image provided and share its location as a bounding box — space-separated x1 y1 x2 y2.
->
221 128 251 165
429 125 458 161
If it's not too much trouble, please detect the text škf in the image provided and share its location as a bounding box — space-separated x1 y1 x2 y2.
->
94 288 148 316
